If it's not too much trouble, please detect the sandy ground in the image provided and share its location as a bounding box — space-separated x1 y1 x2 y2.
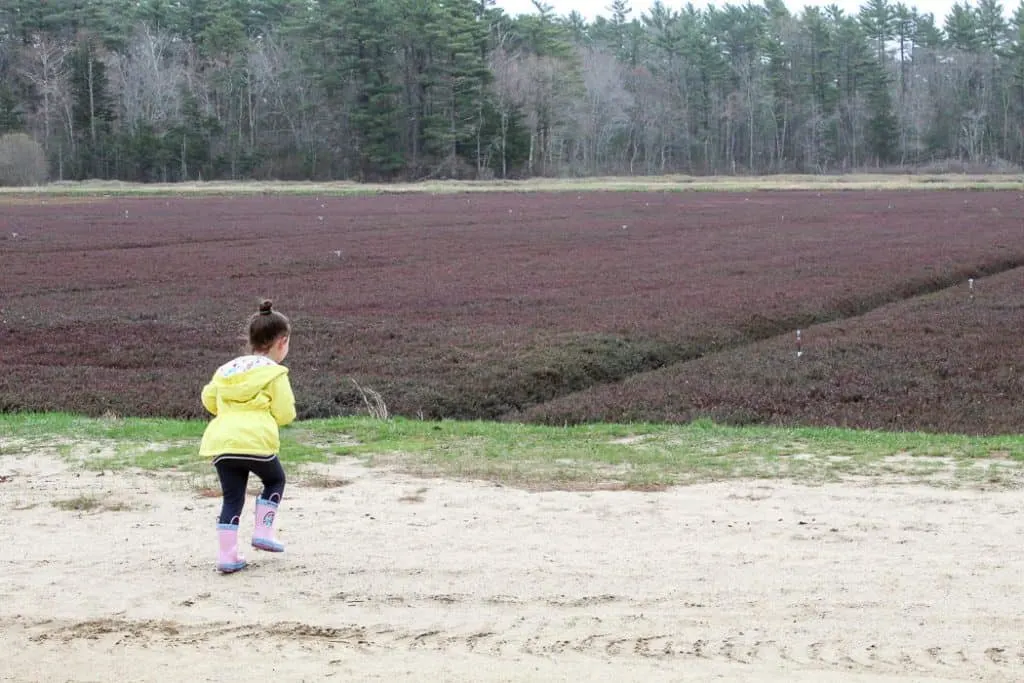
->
2 452 1024 683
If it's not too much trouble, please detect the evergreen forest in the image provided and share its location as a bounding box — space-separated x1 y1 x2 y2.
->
2 0 1023 182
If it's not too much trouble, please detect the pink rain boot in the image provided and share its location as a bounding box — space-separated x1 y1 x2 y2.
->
217 520 247 573
252 495 284 552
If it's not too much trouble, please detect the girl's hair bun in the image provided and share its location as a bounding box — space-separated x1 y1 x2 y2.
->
248 299 289 351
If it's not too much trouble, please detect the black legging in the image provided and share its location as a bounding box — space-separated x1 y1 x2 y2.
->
214 454 286 524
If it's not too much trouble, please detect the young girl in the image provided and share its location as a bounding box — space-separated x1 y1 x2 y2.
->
199 299 296 573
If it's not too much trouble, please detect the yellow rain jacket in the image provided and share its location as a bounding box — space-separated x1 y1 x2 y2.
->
199 355 296 458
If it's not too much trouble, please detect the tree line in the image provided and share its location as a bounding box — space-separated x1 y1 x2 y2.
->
1 0 1023 183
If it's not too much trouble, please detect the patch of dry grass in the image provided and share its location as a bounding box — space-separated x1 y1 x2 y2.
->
398 486 428 502
300 473 354 489
52 495 133 512
0 174 1021 199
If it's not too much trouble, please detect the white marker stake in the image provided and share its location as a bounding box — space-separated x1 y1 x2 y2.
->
969 278 974 302
796 329 803 358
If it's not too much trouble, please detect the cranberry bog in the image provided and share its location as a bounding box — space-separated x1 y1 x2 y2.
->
2 188 1023 434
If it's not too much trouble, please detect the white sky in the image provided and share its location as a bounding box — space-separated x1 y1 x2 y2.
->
494 0 977 24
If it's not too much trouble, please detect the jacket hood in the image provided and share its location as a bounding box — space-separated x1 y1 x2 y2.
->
211 355 289 406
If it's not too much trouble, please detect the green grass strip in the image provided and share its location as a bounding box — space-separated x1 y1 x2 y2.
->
3 413 1021 490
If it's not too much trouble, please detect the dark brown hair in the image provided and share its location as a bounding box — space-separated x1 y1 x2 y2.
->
248 299 290 352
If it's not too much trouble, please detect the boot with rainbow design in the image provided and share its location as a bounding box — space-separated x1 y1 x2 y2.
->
252 494 284 552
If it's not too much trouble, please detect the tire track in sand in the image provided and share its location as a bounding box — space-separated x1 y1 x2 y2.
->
16 613 1024 679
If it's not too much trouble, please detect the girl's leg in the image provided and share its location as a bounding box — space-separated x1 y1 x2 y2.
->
213 457 249 573
215 459 249 524
250 456 286 552
250 455 286 503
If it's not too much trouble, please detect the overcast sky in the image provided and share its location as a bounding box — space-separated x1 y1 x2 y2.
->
494 0 972 24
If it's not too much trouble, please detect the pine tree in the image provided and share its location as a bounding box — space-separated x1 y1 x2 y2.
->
605 0 637 64
945 2 980 51
343 0 404 180
1009 1 1024 160
0 84 24 134
975 0 1006 158
68 36 114 177
516 0 572 57
976 0 1008 53
243 0 300 38
1013 1 1024 81
893 3 914 99
853 0 899 163
562 11 590 45
432 0 492 175
170 92 219 180
761 0 792 169
1 0 50 43
800 7 839 168
197 0 247 60
685 6 729 171
858 0 895 63
133 0 188 36
864 63 899 164
80 0 132 50
913 11 944 49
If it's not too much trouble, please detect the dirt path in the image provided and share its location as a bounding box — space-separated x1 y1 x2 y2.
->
2 452 1022 682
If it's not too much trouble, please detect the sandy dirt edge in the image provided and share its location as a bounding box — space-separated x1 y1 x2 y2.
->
2 451 1023 682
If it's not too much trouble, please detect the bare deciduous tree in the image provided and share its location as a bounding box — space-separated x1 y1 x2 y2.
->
17 35 70 156
574 47 631 174
246 35 326 177
108 26 185 133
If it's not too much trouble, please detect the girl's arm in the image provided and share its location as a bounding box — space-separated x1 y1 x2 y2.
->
201 382 218 415
269 373 297 426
